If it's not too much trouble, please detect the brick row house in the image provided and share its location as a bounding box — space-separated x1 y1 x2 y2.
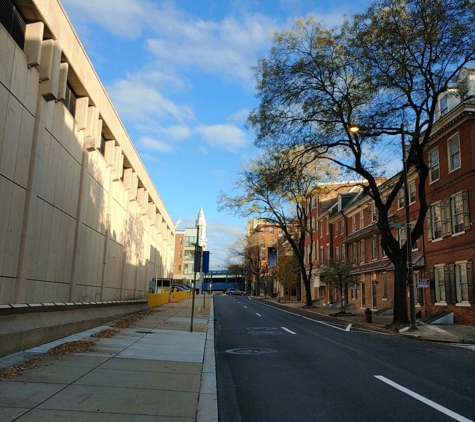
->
305 68 475 325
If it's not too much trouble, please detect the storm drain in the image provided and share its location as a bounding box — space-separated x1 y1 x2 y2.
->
135 330 154 334
226 348 277 355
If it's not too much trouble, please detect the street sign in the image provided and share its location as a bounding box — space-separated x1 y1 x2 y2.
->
418 278 429 288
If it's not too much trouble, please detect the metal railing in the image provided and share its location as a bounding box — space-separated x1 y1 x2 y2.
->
0 0 26 49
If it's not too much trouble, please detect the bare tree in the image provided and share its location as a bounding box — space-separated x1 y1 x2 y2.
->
219 148 339 306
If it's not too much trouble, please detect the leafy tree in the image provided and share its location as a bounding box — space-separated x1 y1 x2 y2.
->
320 259 359 314
219 148 339 306
276 255 300 303
248 0 475 326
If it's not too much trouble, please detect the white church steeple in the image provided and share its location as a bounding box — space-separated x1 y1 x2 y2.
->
195 205 207 249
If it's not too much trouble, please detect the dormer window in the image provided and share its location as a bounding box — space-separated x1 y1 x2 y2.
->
440 96 448 116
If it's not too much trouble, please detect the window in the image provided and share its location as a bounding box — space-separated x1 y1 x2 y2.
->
351 243 358 264
326 218 329 235
178 264 181 271
341 245 346 260
448 135 461 172
359 239 365 263
326 244 330 263
179 237 183 245
440 96 448 116
185 236 197 247
319 246 323 264
178 251 182 258
371 235 379 260
430 202 443 240
319 221 323 238
62 84 78 117
341 220 345 235
451 190 469 234
382 272 388 299
184 250 194 260
370 204 377 222
260 239 265 248
351 284 358 300
429 148 440 183
434 265 446 303
0 0 26 48
335 246 340 259
397 189 405 209
269 239 275 247
411 222 419 250
455 262 471 303
459 76 469 100
352 215 356 232
398 226 407 248
334 222 338 237
269 227 274 234
409 182 416 204
360 211 364 229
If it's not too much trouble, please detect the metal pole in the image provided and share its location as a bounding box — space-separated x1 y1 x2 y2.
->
190 225 200 333
401 123 417 331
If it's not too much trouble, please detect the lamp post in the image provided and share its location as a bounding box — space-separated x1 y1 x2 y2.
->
349 123 417 330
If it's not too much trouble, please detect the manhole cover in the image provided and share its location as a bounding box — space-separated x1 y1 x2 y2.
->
226 348 277 355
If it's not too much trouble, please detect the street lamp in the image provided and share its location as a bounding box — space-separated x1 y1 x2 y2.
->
349 124 417 331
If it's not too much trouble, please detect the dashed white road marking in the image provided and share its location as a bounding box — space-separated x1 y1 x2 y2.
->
281 327 297 335
345 324 352 332
256 313 262 317
375 375 473 422
244 306 248 308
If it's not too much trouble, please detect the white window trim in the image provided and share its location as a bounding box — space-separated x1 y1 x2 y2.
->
447 133 461 173
428 147 440 184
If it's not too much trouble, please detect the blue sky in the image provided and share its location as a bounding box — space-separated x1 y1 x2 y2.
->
61 0 370 267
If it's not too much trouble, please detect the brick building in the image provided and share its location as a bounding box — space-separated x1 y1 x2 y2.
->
303 69 475 325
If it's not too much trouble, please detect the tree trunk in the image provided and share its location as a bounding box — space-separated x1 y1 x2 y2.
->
392 257 410 326
302 274 313 306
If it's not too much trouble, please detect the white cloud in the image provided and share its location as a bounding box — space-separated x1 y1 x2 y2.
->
196 124 249 152
227 108 251 124
62 0 151 39
108 75 194 125
145 12 275 88
140 137 173 152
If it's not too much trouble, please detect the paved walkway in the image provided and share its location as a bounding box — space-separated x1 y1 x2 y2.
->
1 294 474 422
258 297 475 345
0 297 217 422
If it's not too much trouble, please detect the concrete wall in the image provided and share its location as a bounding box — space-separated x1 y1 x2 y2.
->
0 0 175 306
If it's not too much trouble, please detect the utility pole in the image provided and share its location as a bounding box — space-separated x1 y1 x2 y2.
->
401 123 417 331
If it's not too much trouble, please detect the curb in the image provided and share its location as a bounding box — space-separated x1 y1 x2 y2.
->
197 296 218 422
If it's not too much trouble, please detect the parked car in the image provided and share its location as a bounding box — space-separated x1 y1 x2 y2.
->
226 288 246 296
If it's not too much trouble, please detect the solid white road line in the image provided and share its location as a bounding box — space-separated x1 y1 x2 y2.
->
374 375 473 422
256 313 262 317
281 327 297 335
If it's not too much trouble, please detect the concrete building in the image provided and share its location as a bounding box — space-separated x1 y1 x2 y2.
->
173 207 207 284
0 0 175 307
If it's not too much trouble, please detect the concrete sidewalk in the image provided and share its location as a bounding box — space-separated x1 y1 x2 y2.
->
257 297 475 345
0 297 217 422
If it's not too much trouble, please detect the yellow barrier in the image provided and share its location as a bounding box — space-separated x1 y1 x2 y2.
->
148 290 193 308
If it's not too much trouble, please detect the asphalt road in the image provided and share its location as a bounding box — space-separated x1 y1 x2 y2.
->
214 295 475 422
